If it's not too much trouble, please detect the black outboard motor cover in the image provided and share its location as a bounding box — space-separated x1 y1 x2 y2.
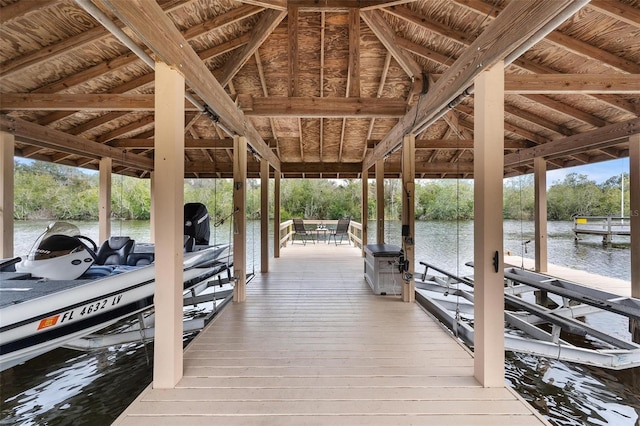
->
184 203 210 245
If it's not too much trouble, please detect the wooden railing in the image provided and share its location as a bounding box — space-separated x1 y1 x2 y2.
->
278 219 363 249
572 216 630 245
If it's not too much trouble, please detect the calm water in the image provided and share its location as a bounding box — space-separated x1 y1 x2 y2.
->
1 219 637 425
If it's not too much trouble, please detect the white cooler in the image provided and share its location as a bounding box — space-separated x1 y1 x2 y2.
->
363 244 403 295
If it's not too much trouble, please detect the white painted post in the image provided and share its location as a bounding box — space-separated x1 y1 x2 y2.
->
1 131 14 258
630 134 640 342
361 168 368 256
152 62 185 388
630 134 639 300
233 136 247 302
401 134 415 303
99 157 112 244
376 159 385 244
261 158 269 273
473 61 505 387
274 170 281 256
534 157 547 272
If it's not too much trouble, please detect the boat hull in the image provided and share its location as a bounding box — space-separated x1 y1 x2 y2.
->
0 246 229 371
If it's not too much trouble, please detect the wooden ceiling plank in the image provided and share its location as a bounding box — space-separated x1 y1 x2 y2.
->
0 0 58 25
69 112 130 136
395 3 631 124
0 0 192 79
220 9 287 87
1 113 153 169
455 0 640 74
96 114 155 143
101 0 280 169
364 0 577 170
504 117 640 167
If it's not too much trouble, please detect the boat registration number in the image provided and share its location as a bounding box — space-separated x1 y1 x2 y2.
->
37 293 124 330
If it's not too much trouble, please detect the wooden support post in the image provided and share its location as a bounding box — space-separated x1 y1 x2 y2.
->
376 159 385 244
99 157 112 244
534 157 547 272
274 170 281 257
401 134 415 303
361 168 368 256
152 62 185 389
261 158 269 273
630 134 640 342
473 61 505 387
233 135 247 302
149 171 155 243
1 131 14 259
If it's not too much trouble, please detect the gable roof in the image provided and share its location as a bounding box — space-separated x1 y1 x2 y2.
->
1 0 638 179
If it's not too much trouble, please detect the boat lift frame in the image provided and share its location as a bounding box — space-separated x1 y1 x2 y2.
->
415 262 640 370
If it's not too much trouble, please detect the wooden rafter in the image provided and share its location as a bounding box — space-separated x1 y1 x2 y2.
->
220 9 286 87
364 0 576 170
0 114 153 170
360 9 423 91
589 0 640 29
101 0 280 170
503 117 640 168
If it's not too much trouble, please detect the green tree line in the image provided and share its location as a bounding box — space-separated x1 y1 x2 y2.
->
14 160 629 222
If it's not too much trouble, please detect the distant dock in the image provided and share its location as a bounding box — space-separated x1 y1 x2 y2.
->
572 216 630 246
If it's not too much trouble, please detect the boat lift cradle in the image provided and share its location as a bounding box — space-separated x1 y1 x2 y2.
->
415 262 640 370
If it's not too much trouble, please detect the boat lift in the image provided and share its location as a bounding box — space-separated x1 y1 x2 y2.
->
62 268 254 351
415 262 640 370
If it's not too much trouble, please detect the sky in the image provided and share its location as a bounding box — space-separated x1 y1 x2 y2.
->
545 158 628 187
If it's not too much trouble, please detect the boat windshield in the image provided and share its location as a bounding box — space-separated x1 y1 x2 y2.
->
27 222 83 261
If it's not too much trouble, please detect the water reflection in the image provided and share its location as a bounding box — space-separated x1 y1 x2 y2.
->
3 219 637 425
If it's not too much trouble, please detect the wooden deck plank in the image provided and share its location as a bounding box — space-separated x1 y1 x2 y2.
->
116 414 547 426
114 243 549 425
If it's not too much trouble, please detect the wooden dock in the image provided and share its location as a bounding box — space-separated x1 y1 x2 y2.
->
114 243 548 425
573 216 631 245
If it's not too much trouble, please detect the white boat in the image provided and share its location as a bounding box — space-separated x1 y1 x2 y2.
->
0 206 233 371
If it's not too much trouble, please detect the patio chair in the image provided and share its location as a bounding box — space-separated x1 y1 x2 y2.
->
292 218 315 245
328 218 350 245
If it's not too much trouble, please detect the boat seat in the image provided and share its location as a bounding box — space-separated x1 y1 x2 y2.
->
95 236 135 266
126 252 154 266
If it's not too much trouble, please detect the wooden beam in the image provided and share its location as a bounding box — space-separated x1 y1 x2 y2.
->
237 96 408 117
401 133 415 302
589 0 640 29
360 9 422 83
286 0 416 11
219 9 286 87
1 114 153 170
288 6 299 97
260 158 269 273
363 0 575 170
185 160 475 175
348 8 361 98
1 131 14 258
101 0 280 170
237 0 287 10
109 138 234 149
233 136 247 302
504 117 640 167
0 93 200 111
504 74 640 94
